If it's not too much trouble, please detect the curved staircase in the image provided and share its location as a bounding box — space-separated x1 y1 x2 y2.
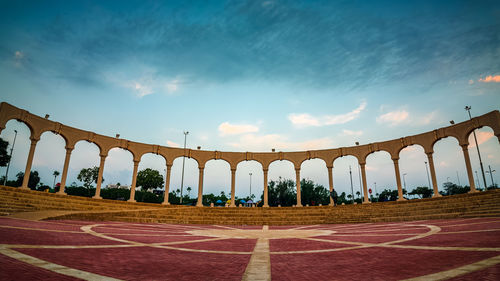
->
1 185 499 225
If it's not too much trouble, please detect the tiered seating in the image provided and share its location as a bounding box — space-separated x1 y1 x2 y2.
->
1 185 499 225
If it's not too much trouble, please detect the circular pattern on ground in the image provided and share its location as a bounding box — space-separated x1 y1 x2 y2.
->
1 217 499 280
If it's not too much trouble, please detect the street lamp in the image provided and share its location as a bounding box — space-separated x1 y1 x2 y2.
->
180 131 189 204
3 130 18 186
486 165 496 187
465 106 487 189
249 173 252 198
475 170 481 188
403 173 407 190
424 161 431 189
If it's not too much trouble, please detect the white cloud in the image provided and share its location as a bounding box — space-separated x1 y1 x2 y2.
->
478 75 500 83
131 82 153 97
468 131 494 148
341 129 363 136
228 133 334 151
376 110 409 126
166 140 180 147
417 111 438 126
440 161 448 167
165 78 181 93
15 51 24 59
288 101 367 128
218 122 259 136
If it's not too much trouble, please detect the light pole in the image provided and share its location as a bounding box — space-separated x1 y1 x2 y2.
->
447 177 451 183
456 171 461 186
465 106 487 189
374 182 377 196
486 165 496 187
403 173 407 190
475 170 481 188
424 161 431 189
180 131 189 204
3 130 18 186
357 164 363 199
249 172 252 198
349 165 354 204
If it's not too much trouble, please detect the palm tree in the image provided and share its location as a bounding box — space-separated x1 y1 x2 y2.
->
356 191 361 199
187 186 192 198
52 170 60 189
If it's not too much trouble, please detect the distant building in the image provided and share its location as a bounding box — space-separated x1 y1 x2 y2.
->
105 184 130 189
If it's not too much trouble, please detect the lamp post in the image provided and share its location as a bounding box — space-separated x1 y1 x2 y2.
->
180 131 189 204
456 171 461 186
475 170 481 189
249 172 252 198
424 161 431 189
3 130 18 186
486 165 496 187
465 106 487 189
374 182 377 196
357 164 363 199
349 165 354 204
403 173 407 190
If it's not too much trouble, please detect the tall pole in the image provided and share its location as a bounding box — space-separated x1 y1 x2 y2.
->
486 165 496 187
465 106 487 189
475 170 481 189
403 173 407 190
425 161 431 189
180 131 189 204
249 172 252 198
3 130 18 186
456 171 461 186
349 165 354 204
374 182 377 195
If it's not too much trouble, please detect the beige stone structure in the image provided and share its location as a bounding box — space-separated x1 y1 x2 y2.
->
0 102 499 207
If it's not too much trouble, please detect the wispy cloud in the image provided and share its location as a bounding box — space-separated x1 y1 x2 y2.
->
228 133 334 151
376 110 409 126
218 122 259 136
289 101 366 128
128 81 153 97
341 129 363 136
478 75 500 83
468 131 494 148
166 140 180 147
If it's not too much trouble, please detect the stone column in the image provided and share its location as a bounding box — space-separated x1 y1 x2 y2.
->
230 168 236 207
359 162 370 204
295 167 303 207
57 146 74 195
263 168 269 207
461 144 477 193
162 164 172 205
93 154 107 199
327 165 334 206
21 137 39 189
128 160 140 202
196 166 204 207
392 158 406 201
425 152 441 197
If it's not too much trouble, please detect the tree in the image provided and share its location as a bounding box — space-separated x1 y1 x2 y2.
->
409 186 433 199
263 177 296 206
0 138 11 167
136 168 163 191
187 186 192 197
15 171 40 189
300 179 329 206
52 170 60 188
77 167 101 189
443 182 469 195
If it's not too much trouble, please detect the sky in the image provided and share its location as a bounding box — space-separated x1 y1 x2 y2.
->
0 0 499 199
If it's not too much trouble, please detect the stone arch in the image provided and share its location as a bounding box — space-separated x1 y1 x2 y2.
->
365 151 397 199
203 159 231 203
102 147 135 198
66 140 101 189
300 158 329 206
432 136 468 194
333 155 362 203
236 160 263 201
170 155 199 204
137 152 167 192
466 126 500 189
30 131 67 189
398 144 430 198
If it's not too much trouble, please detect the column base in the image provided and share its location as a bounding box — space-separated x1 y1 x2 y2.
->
263 204 269 208
127 199 136 203
19 186 29 190
57 191 67 196
196 203 203 207
362 200 371 204
296 204 303 207
432 193 442 198
230 204 236 207
161 201 170 205
397 197 407 201
469 189 479 193
93 195 102 199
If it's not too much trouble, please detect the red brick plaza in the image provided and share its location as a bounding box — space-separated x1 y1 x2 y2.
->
1 217 499 280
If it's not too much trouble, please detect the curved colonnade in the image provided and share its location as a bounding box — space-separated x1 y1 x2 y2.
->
1 102 499 208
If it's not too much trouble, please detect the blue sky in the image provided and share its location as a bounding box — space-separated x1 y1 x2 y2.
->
0 0 499 198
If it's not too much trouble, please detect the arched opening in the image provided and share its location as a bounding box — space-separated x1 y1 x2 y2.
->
65 140 100 196
101 147 134 199
170 157 198 205
135 153 167 203
236 160 263 205
365 151 397 202
267 160 296 206
203 159 231 206
300 159 329 206
432 137 467 195
0 120 32 187
333 155 361 204
31 131 66 191
467 126 500 189
399 145 431 199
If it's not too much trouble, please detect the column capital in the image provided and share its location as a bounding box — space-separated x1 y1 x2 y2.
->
99 153 108 159
231 168 236 173
326 165 333 169
65 146 74 152
166 163 173 169
392 157 400 162
425 150 434 156
29 137 40 144
199 165 205 170
295 167 301 172
262 168 269 173
359 162 366 166
460 143 469 150
133 160 140 165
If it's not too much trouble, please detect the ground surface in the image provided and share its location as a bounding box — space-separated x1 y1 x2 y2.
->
0 217 499 280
